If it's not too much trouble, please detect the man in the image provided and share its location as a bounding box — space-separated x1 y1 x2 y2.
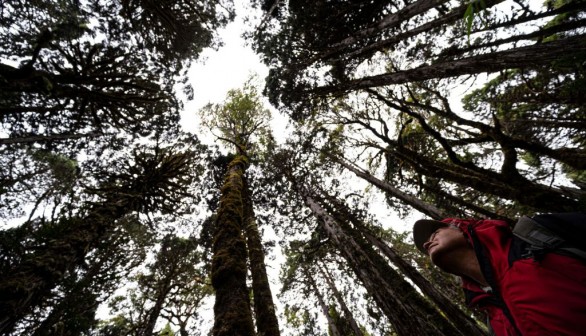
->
413 216 586 336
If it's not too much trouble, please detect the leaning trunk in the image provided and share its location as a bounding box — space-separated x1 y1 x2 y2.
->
330 154 446 219
304 267 341 336
318 262 363 336
242 176 280 336
211 155 255 336
302 190 462 336
139 274 175 336
312 35 586 94
321 190 487 335
363 230 487 335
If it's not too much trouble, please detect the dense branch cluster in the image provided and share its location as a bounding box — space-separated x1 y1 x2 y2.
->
1 0 584 335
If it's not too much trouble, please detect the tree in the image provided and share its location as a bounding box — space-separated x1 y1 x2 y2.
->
199 80 279 336
101 234 210 336
253 0 586 115
304 266 341 336
318 190 487 335
252 0 585 215
272 148 463 335
0 145 196 334
26 216 153 336
318 262 363 336
134 235 204 336
0 0 234 145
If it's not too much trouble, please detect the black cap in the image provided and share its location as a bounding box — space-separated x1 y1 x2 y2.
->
412 219 450 253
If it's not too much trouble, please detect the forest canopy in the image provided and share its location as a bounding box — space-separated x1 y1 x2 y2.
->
1 0 585 335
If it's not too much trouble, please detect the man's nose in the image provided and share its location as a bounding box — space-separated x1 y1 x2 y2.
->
422 240 432 253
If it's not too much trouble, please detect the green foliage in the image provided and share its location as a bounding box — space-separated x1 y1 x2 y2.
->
463 0 487 43
100 234 208 335
199 76 273 156
159 323 176 336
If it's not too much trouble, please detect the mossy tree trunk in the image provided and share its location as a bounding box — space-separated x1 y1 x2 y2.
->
211 155 255 336
242 176 280 336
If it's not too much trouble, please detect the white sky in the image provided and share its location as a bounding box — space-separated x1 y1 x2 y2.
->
180 1 291 147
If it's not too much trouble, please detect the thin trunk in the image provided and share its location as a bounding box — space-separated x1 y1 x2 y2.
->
305 267 341 336
439 18 586 60
337 0 506 63
302 189 462 336
298 0 456 68
312 35 586 95
139 277 174 336
330 154 446 219
329 0 450 48
179 324 188 336
318 262 363 336
211 155 255 336
242 176 280 336
420 182 507 221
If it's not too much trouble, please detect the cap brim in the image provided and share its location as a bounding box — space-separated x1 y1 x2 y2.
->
413 219 449 253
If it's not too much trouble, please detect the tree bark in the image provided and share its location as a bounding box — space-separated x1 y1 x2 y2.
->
363 230 487 335
242 176 280 336
320 193 487 336
302 189 462 336
139 270 176 336
314 192 485 335
306 0 505 66
337 0 506 63
304 267 341 336
211 155 256 336
329 154 446 219
318 262 363 336
311 35 586 95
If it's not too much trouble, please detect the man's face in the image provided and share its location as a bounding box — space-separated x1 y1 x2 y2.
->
422 226 468 270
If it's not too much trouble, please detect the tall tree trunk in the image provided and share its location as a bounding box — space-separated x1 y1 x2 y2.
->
304 267 341 336
139 271 175 336
211 155 255 336
242 176 280 336
363 230 487 335
318 262 363 336
321 191 487 336
312 34 586 95
302 189 462 336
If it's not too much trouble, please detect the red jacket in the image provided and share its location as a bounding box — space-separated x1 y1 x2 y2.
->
445 218 586 336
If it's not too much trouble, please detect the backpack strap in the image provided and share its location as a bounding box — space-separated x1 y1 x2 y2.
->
468 225 522 336
513 216 586 261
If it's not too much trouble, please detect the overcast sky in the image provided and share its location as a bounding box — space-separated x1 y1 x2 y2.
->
180 2 291 147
